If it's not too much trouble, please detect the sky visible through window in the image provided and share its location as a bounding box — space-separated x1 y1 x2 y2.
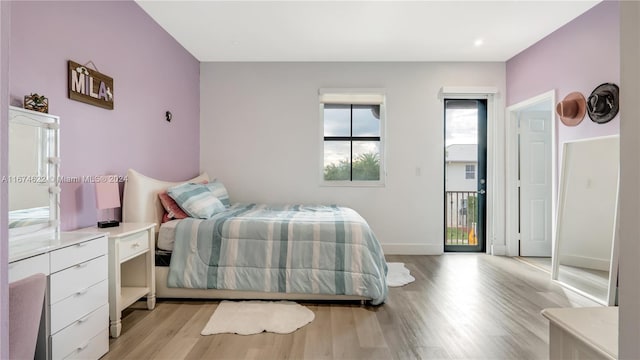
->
446 108 478 146
324 105 380 167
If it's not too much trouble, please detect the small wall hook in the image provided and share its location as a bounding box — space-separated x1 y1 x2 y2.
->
165 111 172 122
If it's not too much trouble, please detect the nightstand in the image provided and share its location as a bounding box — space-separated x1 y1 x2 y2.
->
78 223 156 338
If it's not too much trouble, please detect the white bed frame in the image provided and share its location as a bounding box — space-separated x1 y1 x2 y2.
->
122 169 366 301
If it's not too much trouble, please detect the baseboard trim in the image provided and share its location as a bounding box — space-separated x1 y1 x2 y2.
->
491 244 507 256
558 254 610 271
382 243 443 255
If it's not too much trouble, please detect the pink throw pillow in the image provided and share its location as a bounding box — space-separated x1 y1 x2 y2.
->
158 192 190 221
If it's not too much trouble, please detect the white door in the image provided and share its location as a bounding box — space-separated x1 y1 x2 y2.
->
519 110 552 256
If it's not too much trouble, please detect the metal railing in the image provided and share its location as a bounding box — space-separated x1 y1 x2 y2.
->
445 191 478 246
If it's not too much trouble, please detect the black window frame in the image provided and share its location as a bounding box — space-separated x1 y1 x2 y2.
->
323 103 381 182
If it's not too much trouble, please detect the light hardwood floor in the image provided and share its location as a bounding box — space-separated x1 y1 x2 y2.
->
102 254 599 360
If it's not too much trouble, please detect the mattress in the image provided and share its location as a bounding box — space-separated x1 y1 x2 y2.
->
157 219 180 251
8 206 49 229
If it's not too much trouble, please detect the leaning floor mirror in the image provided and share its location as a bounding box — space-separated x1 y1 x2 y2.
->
552 135 619 305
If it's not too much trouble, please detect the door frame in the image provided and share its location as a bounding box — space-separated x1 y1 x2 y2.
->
439 87 499 255
505 90 556 257
443 99 487 253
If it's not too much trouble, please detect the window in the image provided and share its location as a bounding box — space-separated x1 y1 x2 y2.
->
320 91 385 184
465 164 476 179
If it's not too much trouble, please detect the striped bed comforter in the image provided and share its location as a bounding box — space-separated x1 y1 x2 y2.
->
167 203 388 305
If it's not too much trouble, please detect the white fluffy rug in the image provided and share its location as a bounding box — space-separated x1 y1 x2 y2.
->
201 300 315 336
387 262 416 287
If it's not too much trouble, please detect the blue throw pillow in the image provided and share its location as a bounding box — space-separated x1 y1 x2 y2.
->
167 182 225 219
206 180 231 208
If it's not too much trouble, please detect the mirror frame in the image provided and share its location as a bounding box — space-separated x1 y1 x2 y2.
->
8 105 60 238
552 135 619 305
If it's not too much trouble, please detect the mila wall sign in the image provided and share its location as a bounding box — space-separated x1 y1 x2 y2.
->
68 60 114 110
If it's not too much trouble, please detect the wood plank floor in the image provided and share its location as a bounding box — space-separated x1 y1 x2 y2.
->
103 254 599 360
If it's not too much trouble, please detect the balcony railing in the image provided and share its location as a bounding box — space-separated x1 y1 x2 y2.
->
445 191 478 246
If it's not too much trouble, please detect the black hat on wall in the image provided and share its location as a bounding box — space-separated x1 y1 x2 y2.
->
587 83 619 124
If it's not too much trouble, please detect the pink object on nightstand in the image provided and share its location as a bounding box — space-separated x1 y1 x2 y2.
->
96 176 121 227
95 179 120 210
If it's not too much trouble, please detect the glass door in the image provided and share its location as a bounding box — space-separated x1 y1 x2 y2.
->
444 99 487 252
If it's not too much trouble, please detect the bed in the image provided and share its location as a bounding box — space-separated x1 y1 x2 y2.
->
9 206 49 229
122 169 388 304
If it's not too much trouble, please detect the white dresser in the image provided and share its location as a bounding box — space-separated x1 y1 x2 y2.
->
542 306 618 360
9 231 110 360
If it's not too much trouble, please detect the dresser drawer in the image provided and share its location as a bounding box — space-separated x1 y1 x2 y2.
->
51 304 108 360
50 279 108 334
60 328 109 360
51 237 107 273
9 253 49 282
118 230 149 262
50 256 107 304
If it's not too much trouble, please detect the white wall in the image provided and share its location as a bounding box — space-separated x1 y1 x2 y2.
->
200 62 505 254
619 2 640 358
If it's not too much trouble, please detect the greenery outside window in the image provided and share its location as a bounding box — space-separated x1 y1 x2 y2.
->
320 91 385 185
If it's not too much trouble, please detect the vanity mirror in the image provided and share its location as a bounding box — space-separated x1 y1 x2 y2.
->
552 135 619 305
8 105 60 237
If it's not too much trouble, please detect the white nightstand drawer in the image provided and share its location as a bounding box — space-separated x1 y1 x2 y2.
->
50 279 108 334
60 328 109 360
50 256 107 304
51 237 107 273
9 253 49 282
51 304 108 360
118 231 149 262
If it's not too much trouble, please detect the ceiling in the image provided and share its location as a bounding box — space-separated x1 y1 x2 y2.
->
135 0 601 62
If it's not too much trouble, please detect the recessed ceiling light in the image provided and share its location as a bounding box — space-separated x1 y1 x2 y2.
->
474 38 484 47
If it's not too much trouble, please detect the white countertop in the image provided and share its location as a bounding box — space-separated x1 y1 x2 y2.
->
9 231 105 262
74 222 155 238
542 306 618 359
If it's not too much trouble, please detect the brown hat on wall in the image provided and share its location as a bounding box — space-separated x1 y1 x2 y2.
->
587 83 619 124
556 92 586 126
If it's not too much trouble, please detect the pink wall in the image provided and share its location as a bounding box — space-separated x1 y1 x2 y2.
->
506 1 620 144
9 1 200 230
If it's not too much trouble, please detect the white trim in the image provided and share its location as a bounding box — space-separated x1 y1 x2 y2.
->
382 243 443 255
319 93 385 105
440 86 499 97
491 244 507 256
440 87 501 255
505 90 556 257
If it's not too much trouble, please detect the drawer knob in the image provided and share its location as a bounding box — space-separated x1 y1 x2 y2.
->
132 243 140 248
75 242 88 248
77 342 89 351
75 262 88 269
77 316 89 324
75 288 88 296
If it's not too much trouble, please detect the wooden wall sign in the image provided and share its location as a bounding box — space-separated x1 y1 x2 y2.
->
68 60 114 110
